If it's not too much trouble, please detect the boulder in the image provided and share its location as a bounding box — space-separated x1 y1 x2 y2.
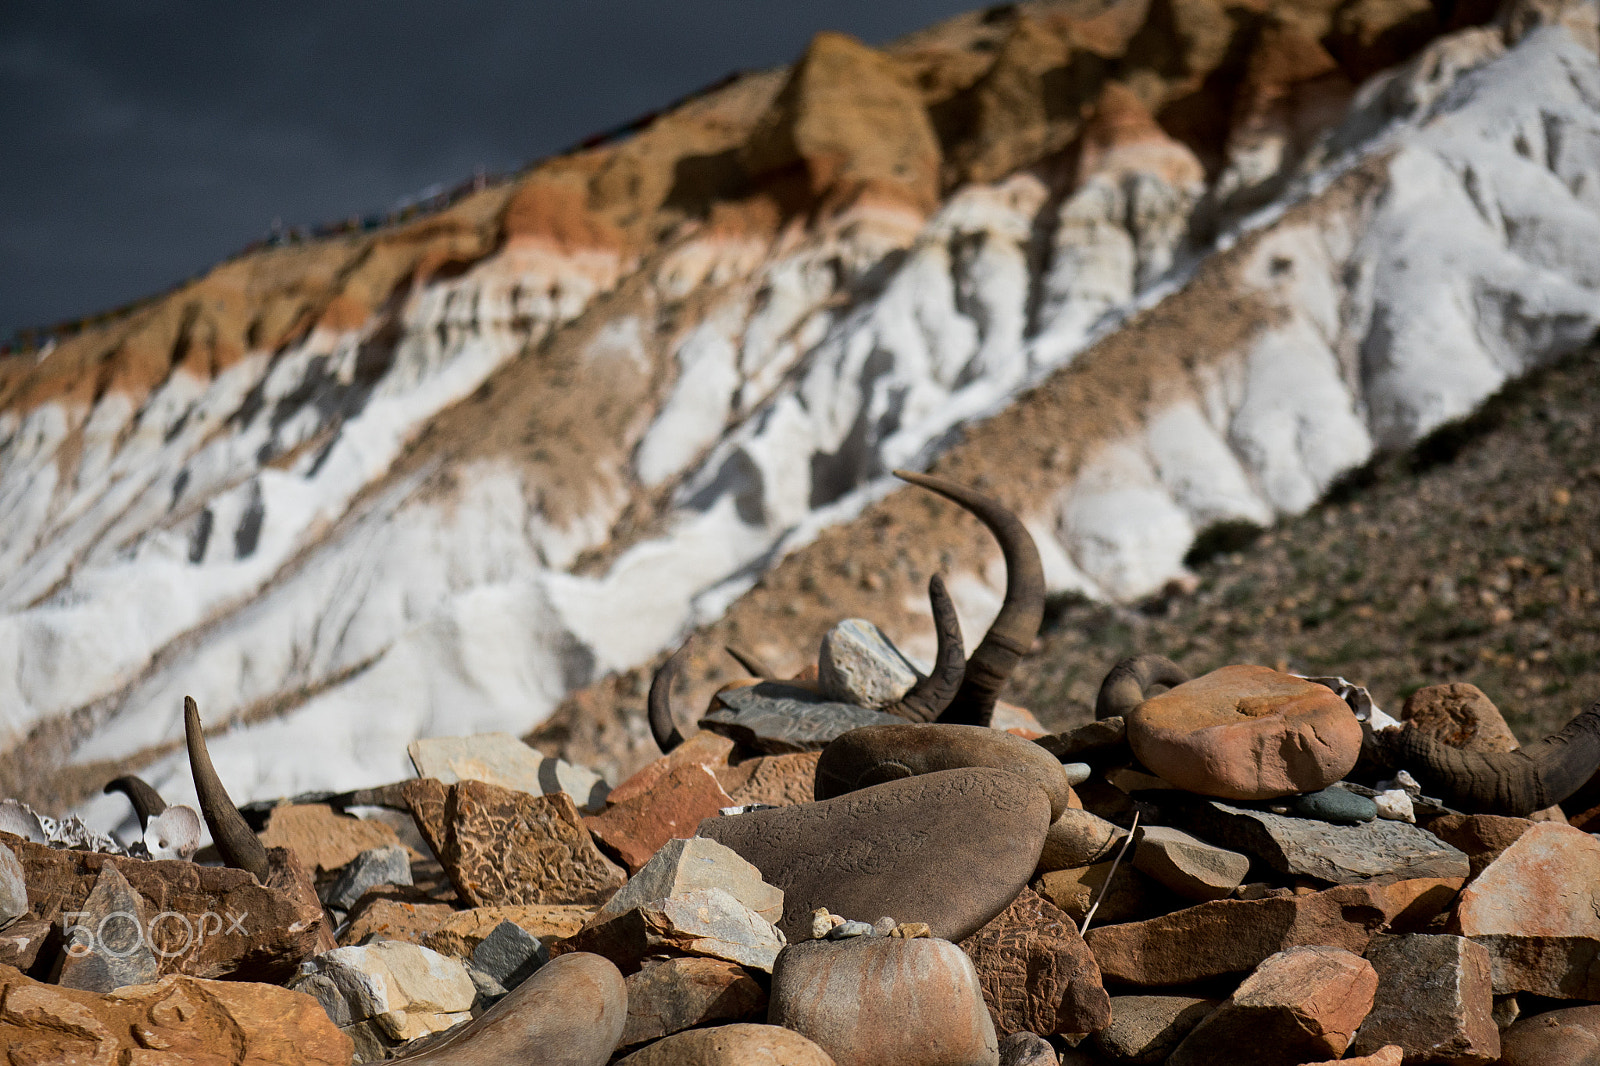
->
1127 665 1362 800
770 935 999 1066
1499 1004 1600 1066
997 1030 1059 1066
818 618 922 708
1348 934 1499 1064
0 962 351 1065
698 767 1051 941
1455 822 1600 936
1094 996 1218 1065
325 844 412 911
1469 934 1600 999
1130 826 1249 901
727 751 823 808
403 778 626 907
616 1022 835 1065
408 732 610 812
390 951 627 1065
816 723 1076 819
1166 946 1378 1066
958 886 1110 1037
586 763 735 872
470 920 547 990
1426 813 1538 878
619 956 767 1049
56 862 159 993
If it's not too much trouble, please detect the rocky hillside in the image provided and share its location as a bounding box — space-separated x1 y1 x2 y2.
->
0 0 1596 834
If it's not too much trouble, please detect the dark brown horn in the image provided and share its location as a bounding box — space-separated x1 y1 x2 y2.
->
103 775 168 831
882 574 966 722
184 696 271 879
725 645 775 680
893 470 1044 727
1365 701 1600 816
1095 655 1190 720
647 645 691 754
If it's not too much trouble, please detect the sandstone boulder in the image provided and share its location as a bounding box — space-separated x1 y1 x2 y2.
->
1455 822 1600 937
620 956 767 1049
1127 665 1362 800
1401 683 1521 752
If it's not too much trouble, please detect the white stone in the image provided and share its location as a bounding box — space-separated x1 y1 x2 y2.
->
407 733 609 812
313 940 476 1041
0 842 26 926
818 618 923 708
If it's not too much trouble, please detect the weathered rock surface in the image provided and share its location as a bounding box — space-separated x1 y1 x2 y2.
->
701 682 906 753
818 618 922 708
423 903 596 956
698 767 1051 941
1164 797 1469 883
589 836 783 928
299 939 476 1041
1084 879 1458 986
1128 665 1363 800
0 962 352 1065
727 751 823 808
258 804 408 877
1301 1048 1405 1066
997 1029 1058 1066
1499 1004 1600 1066
0 841 27 925
1094 995 1219 1065
408 732 610 812
620 956 767 1049
403 778 626 907
617 1022 837 1065
586 763 735 872
1131 825 1250 901
770 935 999 1066
391 951 627 1065
1469 934 1600 999
1427 813 1538 878
1401 683 1521 752
57 862 160 993
0 917 51 971
1167 946 1378 1066
607 730 749 805
1038 808 1127 871
1349 933 1499 1064
958 886 1111 1037
325 844 412 911
1036 860 1184 927
816 723 1075 819
470 919 547 990
561 887 785 973
1455 822 1600 937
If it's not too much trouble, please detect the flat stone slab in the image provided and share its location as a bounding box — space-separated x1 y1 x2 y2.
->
408 733 610 812
701 682 904 753
698 767 1051 942
1164 798 1468 884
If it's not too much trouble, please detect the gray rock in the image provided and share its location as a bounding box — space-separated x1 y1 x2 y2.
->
467 963 509 1004
1165 797 1468 883
588 837 783 928
829 920 875 938
818 618 922 708
291 972 356 1028
1277 786 1378 825
999 1031 1058 1066
1132 826 1250 901
1350 934 1500 1064
325 844 412 911
701 682 905 753
308 940 476 1042
57 863 159 992
562 888 786 973
1094 996 1218 1065
0 843 26 927
471 919 548 990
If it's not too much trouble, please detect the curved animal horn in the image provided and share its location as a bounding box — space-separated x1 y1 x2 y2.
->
1365 701 1600 817
725 645 774 680
184 696 271 879
103 775 168 831
893 470 1044 727
647 645 691 754
883 574 966 722
1096 655 1190 720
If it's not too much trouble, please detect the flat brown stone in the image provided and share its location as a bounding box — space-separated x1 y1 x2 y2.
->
340 896 457 947
1349 934 1499 1064
698 767 1051 941
1469 934 1600 998
403 778 626 907
586 763 735 873
0 918 50 972
0 962 351 1065
258 803 409 877
423 904 596 957
1083 879 1457 987
619 957 767 1049
1167 946 1377 1066
1427 813 1538 878
1128 665 1362 801
1456 822 1600 937
607 730 750 805
726 751 823 807
1093 995 1218 1064
958 886 1110 1037
1035 861 1185 928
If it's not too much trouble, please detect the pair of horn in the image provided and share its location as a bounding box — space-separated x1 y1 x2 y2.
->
1365 701 1600 817
646 471 1044 750
100 698 271 878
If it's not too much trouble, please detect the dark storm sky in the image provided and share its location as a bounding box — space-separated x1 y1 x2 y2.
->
0 1 979 341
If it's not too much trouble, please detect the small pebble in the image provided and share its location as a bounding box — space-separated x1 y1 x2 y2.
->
1063 762 1091 786
828 921 875 939
1374 790 1415 823
872 916 896 936
890 922 931 939
810 909 841 940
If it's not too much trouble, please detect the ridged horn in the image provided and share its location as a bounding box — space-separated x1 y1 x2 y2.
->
184 696 271 879
1096 655 1191 720
893 470 1045 727
647 644 691 754
725 645 775 680
1365 701 1600 816
882 574 967 722
103 775 168 831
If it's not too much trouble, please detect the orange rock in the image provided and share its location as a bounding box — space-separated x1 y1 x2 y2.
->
258 804 410 877
423 904 597 957
341 896 456 947
586 763 736 873
725 751 821 808
1426 813 1537 878
0 963 352 1066
1455 822 1600 937
1402 683 1521 752
607 729 748 806
1299 1044 1404 1066
1127 665 1362 801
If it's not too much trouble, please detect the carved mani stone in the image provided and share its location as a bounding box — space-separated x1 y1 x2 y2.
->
958 886 1111 1037
697 767 1051 942
701 682 906 753
404 779 626 907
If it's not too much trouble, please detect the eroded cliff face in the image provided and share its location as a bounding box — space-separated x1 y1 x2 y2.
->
0 0 1594 836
